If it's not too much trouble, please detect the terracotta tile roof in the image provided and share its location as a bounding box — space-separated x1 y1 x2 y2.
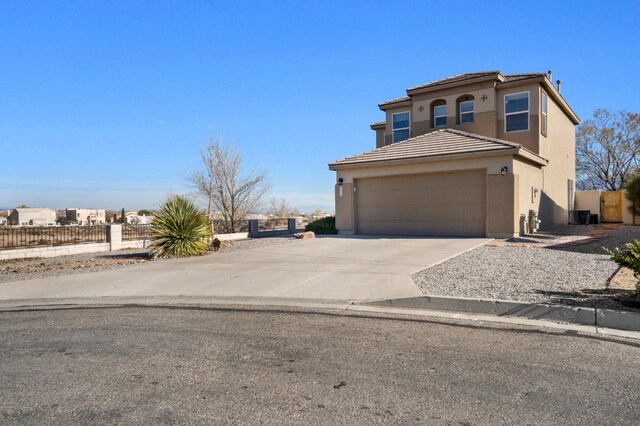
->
378 95 411 106
329 129 545 168
500 73 547 83
407 71 500 91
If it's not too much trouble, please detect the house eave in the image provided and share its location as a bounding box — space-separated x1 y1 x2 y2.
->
406 73 504 96
378 99 412 111
330 148 543 171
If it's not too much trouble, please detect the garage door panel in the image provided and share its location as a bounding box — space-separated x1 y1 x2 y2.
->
355 170 486 237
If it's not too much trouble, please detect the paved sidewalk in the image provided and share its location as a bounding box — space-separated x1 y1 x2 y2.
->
0 236 490 302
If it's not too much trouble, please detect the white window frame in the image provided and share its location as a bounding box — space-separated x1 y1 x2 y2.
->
433 104 447 127
459 100 474 124
541 91 548 137
504 91 530 133
392 111 410 143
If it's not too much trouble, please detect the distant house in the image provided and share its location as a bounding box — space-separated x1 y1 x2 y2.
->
65 208 106 225
0 217 7 226
125 212 152 225
8 208 57 226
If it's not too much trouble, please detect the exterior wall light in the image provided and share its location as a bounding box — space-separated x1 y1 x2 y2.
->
500 167 509 176
337 178 344 185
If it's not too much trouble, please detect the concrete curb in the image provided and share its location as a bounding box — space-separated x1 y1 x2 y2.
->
1 295 639 341
367 295 640 332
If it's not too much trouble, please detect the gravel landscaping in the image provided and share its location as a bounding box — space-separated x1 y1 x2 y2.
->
412 225 640 310
0 236 298 284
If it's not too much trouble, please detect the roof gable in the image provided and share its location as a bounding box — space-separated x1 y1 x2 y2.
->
329 129 547 169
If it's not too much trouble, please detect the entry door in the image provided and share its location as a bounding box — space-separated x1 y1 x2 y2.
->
601 191 623 223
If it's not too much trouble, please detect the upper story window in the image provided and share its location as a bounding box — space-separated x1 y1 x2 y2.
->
392 111 410 143
504 91 529 132
541 91 548 137
459 100 474 124
455 95 475 125
430 100 447 128
434 105 447 127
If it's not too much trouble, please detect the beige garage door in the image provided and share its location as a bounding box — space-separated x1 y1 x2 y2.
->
355 170 486 237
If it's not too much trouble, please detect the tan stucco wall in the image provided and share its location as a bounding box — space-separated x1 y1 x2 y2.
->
375 129 385 148
378 80 549 152
575 190 640 225
487 173 518 237
512 159 544 232
496 83 540 153
575 190 601 219
335 183 353 232
537 86 576 225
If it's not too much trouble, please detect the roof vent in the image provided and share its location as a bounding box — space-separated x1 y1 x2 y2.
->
556 79 562 93
547 70 552 81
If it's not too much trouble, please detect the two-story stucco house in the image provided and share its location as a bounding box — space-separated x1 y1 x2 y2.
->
65 208 106 225
329 71 579 237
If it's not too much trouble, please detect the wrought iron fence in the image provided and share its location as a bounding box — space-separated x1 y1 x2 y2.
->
0 226 107 250
122 224 152 241
211 220 248 234
257 218 290 231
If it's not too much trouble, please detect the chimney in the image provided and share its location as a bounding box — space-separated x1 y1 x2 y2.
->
547 70 552 81
556 79 562 93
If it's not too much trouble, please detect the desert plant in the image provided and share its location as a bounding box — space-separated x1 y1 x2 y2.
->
605 241 640 294
150 195 212 258
305 216 337 235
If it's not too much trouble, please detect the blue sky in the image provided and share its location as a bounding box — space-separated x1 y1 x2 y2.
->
1 0 639 211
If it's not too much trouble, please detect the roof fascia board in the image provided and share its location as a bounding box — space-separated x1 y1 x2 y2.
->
329 148 520 171
378 99 412 110
515 149 548 166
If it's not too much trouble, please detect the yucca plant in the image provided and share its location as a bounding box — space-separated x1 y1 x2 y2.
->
150 195 212 258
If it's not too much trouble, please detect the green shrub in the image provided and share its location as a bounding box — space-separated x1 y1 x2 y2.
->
605 241 640 294
305 216 337 234
150 195 212 258
625 172 640 217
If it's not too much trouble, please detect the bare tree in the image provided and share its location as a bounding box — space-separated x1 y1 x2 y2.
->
188 138 270 233
576 109 640 190
268 197 292 219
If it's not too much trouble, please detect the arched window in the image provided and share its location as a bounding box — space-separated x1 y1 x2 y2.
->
456 95 475 124
430 99 447 128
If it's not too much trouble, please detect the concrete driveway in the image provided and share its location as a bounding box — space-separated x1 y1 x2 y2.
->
0 236 490 303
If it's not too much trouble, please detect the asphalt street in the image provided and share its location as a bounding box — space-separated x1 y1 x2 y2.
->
0 307 638 425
